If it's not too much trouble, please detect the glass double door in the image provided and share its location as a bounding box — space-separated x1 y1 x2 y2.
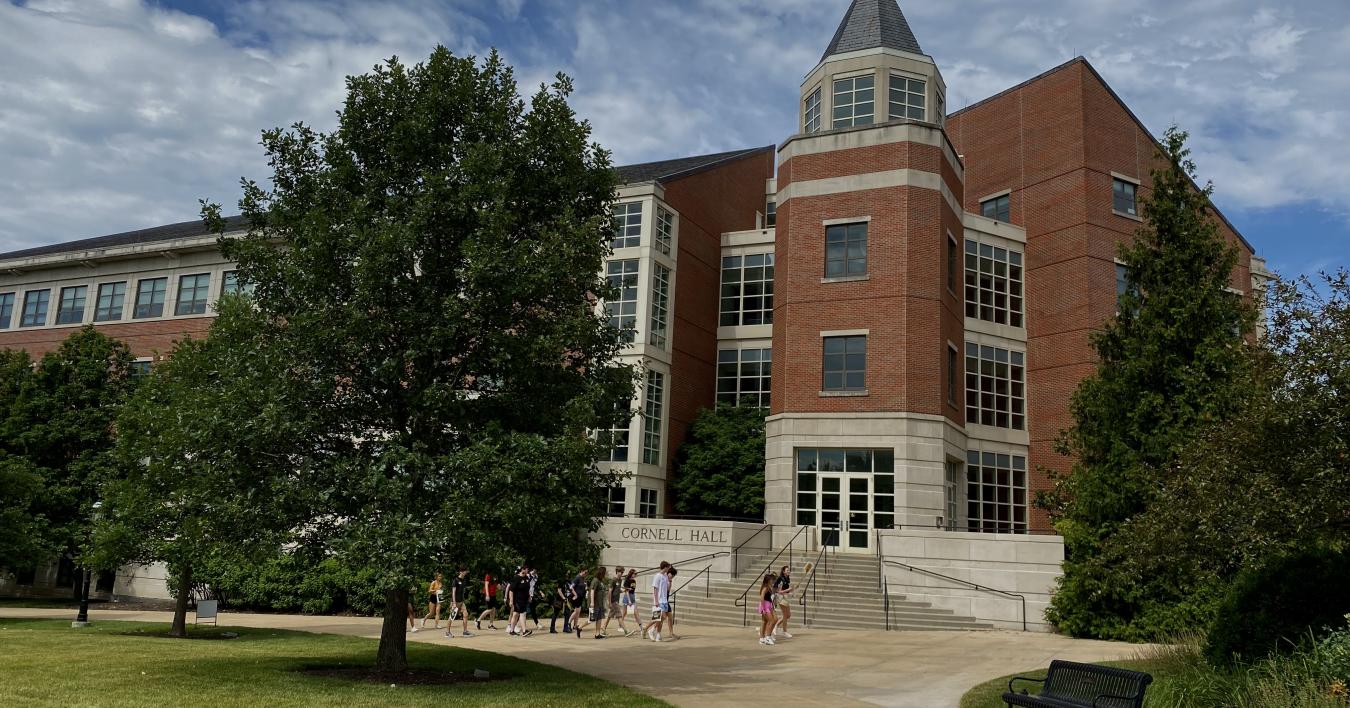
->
816 474 871 552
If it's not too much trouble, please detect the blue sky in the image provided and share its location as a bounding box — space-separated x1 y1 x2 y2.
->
1 0 1346 281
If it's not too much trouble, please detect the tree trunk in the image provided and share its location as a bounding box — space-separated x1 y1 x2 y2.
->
375 587 408 672
169 563 191 638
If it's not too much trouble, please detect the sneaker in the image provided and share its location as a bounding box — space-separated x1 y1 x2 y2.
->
766 636 776 645
476 620 482 630
410 627 419 633
522 629 533 637
575 626 582 638
594 634 605 640
489 625 499 631
759 637 770 645
779 632 793 639
444 630 452 638
462 631 474 637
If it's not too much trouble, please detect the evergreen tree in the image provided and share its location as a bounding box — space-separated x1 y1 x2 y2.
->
671 404 766 520
202 47 632 671
1043 127 1257 640
0 349 45 573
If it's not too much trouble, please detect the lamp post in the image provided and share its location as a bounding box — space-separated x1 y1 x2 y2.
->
72 501 101 628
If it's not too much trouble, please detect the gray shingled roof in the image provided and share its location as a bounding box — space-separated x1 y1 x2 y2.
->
0 215 249 261
821 0 923 62
615 146 772 185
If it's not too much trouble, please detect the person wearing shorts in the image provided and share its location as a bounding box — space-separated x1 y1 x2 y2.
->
444 567 472 638
757 573 777 646
641 563 672 642
551 577 571 634
568 568 589 638
620 568 638 634
508 567 533 636
587 566 610 639
606 566 629 636
476 572 500 630
773 565 794 639
421 572 443 629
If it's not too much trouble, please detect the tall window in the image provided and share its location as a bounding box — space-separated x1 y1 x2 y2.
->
94 282 126 322
965 344 1025 430
599 406 630 462
0 292 14 329
607 487 627 516
966 450 1027 533
981 194 1010 222
964 239 1024 327
642 370 664 465
612 201 643 249
1113 178 1137 216
795 448 895 532
804 87 822 133
832 75 874 129
944 460 961 530
1116 263 1141 316
639 488 658 518
888 75 926 121
765 200 776 227
134 277 167 319
719 253 774 326
825 222 868 277
655 206 674 256
823 335 866 392
649 264 670 347
716 347 771 407
947 344 959 406
175 274 211 315
605 259 640 341
221 271 254 298
946 234 958 292
56 285 87 324
20 290 49 327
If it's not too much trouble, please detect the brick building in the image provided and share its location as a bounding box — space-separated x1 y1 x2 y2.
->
0 0 1268 583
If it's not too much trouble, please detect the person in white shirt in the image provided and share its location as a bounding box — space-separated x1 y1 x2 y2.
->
638 561 671 641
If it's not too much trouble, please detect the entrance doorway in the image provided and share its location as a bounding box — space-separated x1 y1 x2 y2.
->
795 448 895 554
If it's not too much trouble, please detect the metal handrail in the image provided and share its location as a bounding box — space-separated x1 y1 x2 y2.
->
631 551 728 580
881 559 1028 632
883 573 891 631
669 563 714 606
796 525 837 628
734 525 811 627
730 523 772 580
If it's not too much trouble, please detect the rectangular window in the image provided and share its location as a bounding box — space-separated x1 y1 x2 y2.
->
947 344 959 406
966 450 1027 533
133 278 167 319
56 285 87 325
719 253 775 327
175 273 211 316
130 360 153 378
0 292 14 329
655 206 674 256
832 75 875 129
642 370 664 465
946 234 958 292
601 418 630 462
1113 178 1137 216
944 460 961 530
716 347 772 408
804 87 822 133
981 194 1010 222
221 270 255 298
639 488 658 519
94 282 127 322
795 448 895 531
765 200 776 227
649 264 670 347
825 222 868 278
965 343 1026 430
823 335 866 392
888 75 926 121
964 238 1024 327
611 201 643 249
605 259 640 341
608 487 627 517
20 290 49 327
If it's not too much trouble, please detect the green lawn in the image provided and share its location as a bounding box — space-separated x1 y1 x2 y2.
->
960 659 1166 708
0 619 665 707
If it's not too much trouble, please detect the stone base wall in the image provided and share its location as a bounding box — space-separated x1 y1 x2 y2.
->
113 563 173 600
595 518 792 581
880 528 1062 631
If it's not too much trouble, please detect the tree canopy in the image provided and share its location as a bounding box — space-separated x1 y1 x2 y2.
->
671 404 767 520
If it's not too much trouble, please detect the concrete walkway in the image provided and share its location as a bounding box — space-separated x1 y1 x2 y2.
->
0 607 1149 707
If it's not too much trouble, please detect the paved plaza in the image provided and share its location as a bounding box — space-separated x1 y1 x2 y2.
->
1 607 1149 707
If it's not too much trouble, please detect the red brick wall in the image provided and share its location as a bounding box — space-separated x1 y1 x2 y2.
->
0 318 212 361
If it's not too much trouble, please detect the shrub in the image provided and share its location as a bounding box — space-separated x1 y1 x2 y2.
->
1206 547 1350 667
195 550 388 616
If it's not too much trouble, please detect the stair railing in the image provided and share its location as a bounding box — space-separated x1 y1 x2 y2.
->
734 524 810 627
881 559 1028 632
669 563 714 611
631 551 728 582
730 523 772 580
796 524 836 628
875 527 890 630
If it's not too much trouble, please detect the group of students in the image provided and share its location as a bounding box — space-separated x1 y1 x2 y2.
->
755 564 798 646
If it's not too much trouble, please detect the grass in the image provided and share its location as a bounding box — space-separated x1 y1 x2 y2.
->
0 619 666 707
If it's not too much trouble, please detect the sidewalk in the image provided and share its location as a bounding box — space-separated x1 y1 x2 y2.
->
0 607 1149 707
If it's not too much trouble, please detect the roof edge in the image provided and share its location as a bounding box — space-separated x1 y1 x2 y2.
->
653 145 775 184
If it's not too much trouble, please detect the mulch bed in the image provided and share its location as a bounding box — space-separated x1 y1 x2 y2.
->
300 666 500 686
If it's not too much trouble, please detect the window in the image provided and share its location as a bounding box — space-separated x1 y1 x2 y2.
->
0 293 13 329
947 344 959 406
944 460 961 530
716 348 772 407
719 253 774 326
94 282 126 322
20 290 49 327
649 264 670 347
599 416 630 462
1113 178 1137 216
221 271 254 298
823 335 866 392
639 488 658 519
133 278 167 319
56 286 87 325
888 74 926 121
824 222 867 277
175 273 211 315
964 239 1024 327
795 447 895 532
946 233 958 292
804 87 822 133
611 201 642 249
765 200 776 228
130 360 153 378
604 259 640 341
1115 263 1133 301
966 450 1027 533
607 487 627 516
980 194 1010 222
832 75 874 129
965 343 1025 430
655 206 674 256
642 370 664 465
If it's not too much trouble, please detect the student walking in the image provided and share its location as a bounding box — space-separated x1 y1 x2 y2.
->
640 562 672 642
619 567 638 635
445 567 473 638
507 566 533 636
758 573 778 646
526 567 542 631
662 566 680 640
587 566 610 639
477 572 500 631
606 566 629 636
568 568 590 638
773 565 794 639
421 572 443 629
551 576 571 634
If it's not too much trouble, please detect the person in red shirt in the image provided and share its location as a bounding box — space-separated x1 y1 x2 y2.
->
476 572 501 631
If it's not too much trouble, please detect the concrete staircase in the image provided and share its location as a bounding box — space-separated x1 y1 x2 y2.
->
667 551 994 632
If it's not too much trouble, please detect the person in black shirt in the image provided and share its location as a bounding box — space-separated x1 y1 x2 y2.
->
772 564 794 639
551 577 571 634
568 568 589 638
507 566 533 637
444 567 473 638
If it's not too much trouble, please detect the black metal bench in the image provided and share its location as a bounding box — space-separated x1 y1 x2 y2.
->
1002 660 1152 708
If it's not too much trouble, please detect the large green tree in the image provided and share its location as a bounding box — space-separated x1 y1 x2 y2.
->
671 404 766 520
0 350 45 573
203 47 632 671
1042 128 1257 640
